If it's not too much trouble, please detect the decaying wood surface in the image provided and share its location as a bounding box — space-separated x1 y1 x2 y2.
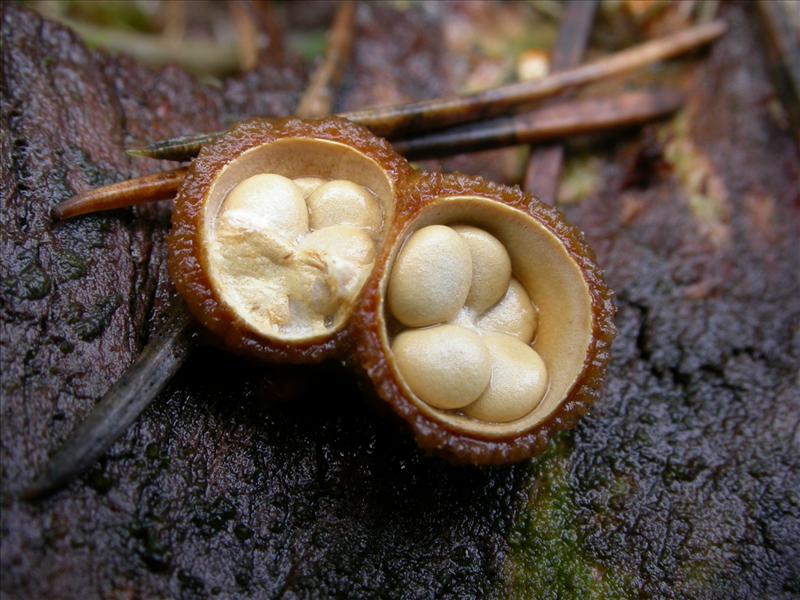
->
1 3 798 599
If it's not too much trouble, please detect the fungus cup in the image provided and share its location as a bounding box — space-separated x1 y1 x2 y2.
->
354 172 615 464
169 118 614 464
32 20 732 494
168 117 412 362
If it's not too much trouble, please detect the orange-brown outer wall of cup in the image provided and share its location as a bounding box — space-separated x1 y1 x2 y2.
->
353 172 616 465
168 117 414 363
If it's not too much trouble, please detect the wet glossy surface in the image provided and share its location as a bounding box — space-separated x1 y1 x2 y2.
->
2 4 798 599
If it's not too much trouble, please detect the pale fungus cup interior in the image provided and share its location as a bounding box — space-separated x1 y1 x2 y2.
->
201 138 395 343
381 197 594 438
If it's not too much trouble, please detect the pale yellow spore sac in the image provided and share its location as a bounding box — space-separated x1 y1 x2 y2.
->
299 225 376 266
388 225 473 328
213 226 295 274
293 177 326 198
306 180 382 235
220 173 308 238
452 225 512 313
463 334 548 422
477 279 538 343
392 324 491 410
295 225 376 315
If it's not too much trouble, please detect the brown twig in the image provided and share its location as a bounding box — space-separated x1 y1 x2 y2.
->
354 19 722 138
524 0 597 204
128 19 726 161
56 3 359 223
51 16 241 76
22 300 198 500
756 0 800 143
161 0 187 41
52 167 188 221
57 91 683 219
27 3 359 500
295 1 357 118
696 0 721 24
52 0 356 220
393 90 684 160
228 0 260 72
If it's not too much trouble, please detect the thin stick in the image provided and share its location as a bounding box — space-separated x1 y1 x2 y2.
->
161 0 187 41
57 91 683 219
295 1 357 118
128 19 726 161
26 8 359 501
126 1 357 159
49 17 240 76
524 0 597 204
756 0 800 141
60 3 358 223
354 20 722 138
126 131 223 160
22 301 198 500
228 0 260 72
52 167 188 221
393 90 684 160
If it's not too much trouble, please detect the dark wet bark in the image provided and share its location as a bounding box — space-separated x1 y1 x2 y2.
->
1 5 517 599
555 5 800 598
1 3 798 600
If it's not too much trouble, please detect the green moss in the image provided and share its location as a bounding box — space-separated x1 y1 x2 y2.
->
177 569 205 594
558 154 601 205
287 31 327 61
660 112 729 228
7 260 52 300
191 497 237 538
87 467 114 494
71 294 121 341
130 523 171 574
234 524 253 542
505 438 633 599
145 442 160 460
235 571 251 590
54 249 86 281
679 559 715 591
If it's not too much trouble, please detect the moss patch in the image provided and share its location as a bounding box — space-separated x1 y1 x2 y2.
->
660 112 729 232
505 437 633 599
558 154 601 205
